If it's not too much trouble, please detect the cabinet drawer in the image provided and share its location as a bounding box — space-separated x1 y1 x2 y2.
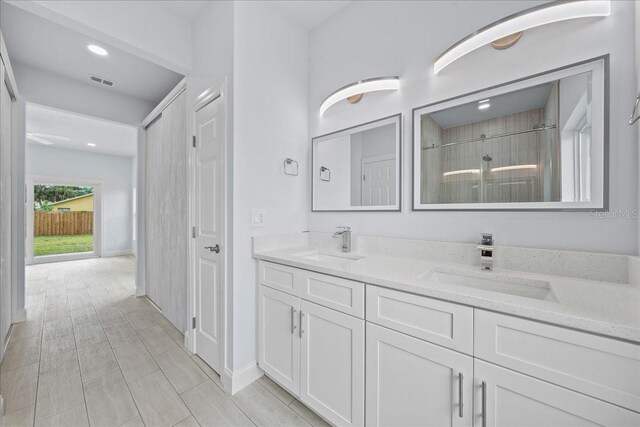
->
300 270 364 318
475 310 640 412
366 285 473 354
259 261 300 296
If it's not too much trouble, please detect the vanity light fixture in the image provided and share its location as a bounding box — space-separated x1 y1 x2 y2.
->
433 0 611 74
87 44 108 56
320 76 400 115
491 164 537 172
443 169 481 177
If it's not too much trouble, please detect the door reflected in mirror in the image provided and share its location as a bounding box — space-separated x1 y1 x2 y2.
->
313 114 401 211
413 57 606 210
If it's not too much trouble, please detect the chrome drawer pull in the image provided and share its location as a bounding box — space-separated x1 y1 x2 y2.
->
290 307 297 334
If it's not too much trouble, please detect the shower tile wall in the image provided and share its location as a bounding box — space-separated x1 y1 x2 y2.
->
421 91 559 204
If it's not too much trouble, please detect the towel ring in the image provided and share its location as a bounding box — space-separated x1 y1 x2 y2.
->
630 91 640 125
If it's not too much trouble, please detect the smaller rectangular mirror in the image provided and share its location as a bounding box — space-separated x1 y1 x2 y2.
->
312 114 402 211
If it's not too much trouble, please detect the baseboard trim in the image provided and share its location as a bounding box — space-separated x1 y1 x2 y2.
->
12 308 26 323
224 362 263 395
102 250 133 258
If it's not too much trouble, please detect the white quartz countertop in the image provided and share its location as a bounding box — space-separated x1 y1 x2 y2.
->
253 246 640 343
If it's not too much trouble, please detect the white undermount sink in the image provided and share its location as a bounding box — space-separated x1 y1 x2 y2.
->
292 250 365 264
419 268 558 302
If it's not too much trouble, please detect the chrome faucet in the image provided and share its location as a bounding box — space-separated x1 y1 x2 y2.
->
477 233 494 271
333 226 352 252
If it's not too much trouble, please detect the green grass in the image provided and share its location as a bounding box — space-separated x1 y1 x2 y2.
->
34 234 94 257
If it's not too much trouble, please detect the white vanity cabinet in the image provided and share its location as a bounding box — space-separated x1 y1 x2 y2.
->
258 285 301 394
257 261 365 427
256 260 640 427
300 300 365 426
366 323 473 427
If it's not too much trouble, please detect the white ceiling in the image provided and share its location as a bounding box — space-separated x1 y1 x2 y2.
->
430 83 553 129
26 103 138 157
272 1 350 30
1 2 183 103
156 0 211 22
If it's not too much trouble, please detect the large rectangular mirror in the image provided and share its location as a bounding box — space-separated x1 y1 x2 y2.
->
313 114 401 211
413 57 607 211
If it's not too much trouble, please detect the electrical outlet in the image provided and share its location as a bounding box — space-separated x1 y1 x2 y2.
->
251 209 266 227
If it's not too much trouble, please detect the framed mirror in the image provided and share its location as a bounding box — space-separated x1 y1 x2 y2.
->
413 56 608 211
312 114 402 211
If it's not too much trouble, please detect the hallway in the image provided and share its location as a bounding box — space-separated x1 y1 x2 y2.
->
1 257 327 427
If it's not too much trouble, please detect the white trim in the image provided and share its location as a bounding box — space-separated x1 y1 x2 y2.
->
12 309 25 323
102 250 133 257
0 31 19 98
141 78 187 128
188 80 228 386
135 126 146 297
26 175 103 264
414 58 606 210
224 362 264 395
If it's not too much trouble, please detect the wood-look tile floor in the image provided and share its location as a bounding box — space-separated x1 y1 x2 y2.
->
1 257 329 427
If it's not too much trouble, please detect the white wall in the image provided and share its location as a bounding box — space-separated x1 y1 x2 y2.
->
232 0 308 370
6 0 192 75
26 144 134 255
13 62 155 126
317 135 351 209
308 0 639 255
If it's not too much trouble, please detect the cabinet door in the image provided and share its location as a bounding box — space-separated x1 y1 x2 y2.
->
366 323 473 427
474 359 640 427
258 285 300 395
300 300 364 426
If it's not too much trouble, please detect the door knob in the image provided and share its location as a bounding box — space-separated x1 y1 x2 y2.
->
204 244 220 253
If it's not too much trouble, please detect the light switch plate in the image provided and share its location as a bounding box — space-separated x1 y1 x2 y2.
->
251 209 266 227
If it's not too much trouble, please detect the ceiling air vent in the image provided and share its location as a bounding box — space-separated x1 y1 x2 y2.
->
88 74 115 87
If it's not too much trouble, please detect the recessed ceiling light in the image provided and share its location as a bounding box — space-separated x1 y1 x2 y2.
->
478 99 490 104
87 143 97 147
87 44 108 56
478 103 491 110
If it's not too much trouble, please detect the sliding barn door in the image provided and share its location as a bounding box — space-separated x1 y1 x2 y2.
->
145 91 188 332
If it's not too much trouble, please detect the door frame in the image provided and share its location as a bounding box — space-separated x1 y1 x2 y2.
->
188 81 229 388
25 175 103 265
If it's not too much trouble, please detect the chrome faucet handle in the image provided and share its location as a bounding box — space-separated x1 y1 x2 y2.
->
337 226 351 231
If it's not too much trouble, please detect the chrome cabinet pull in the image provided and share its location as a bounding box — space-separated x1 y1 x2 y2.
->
458 372 464 418
290 307 297 334
630 91 640 125
299 311 304 338
481 380 487 427
204 244 220 253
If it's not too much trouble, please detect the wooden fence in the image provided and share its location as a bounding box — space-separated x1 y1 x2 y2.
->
34 211 93 236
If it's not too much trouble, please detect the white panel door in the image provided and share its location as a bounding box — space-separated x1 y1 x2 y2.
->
300 300 364 427
474 359 640 427
193 95 224 373
258 285 300 395
366 323 473 427
0 63 12 358
362 156 395 206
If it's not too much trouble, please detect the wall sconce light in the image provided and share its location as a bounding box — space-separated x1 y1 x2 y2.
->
320 76 400 115
434 0 611 74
